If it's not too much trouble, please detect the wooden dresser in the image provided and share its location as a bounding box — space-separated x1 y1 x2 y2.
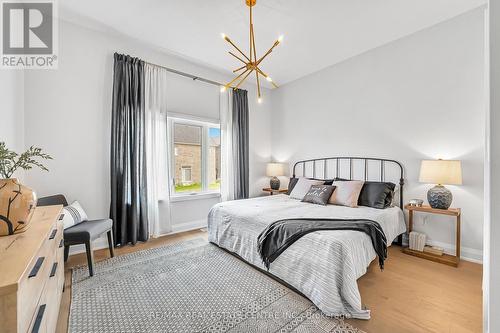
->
0 206 64 333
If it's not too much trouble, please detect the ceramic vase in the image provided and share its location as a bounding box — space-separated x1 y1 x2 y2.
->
0 178 37 236
427 184 452 210
270 176 280 190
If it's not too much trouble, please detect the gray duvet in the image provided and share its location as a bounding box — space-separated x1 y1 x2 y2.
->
207 194 406 319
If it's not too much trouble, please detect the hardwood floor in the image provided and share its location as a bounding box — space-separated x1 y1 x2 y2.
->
56 230 482 333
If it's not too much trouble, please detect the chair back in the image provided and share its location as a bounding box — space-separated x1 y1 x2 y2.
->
37 194 69 207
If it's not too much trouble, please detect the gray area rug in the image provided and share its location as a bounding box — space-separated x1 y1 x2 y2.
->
70 239 364 333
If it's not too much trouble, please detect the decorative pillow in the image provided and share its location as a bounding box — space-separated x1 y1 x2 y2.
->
358 181 396 209
328 180 365 207
287 177 299 195
287 177 333 195
302 185 336 205
289 178 325 200
61 201 88 229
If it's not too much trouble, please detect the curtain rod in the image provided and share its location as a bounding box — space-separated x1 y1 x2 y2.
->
145 61 223 87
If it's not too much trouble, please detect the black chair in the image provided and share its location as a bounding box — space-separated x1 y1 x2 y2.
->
37 195 114 277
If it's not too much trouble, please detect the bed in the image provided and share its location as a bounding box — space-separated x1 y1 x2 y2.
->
208 157 407 319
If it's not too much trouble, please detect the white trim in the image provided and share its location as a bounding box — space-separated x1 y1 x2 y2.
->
425 239 483 264
67 226 482 266
168 115 221 197
168 192 221 202
68 220 208 256
68 236 108 255
169 219 207 234
167 111 219 125
401 238 483 264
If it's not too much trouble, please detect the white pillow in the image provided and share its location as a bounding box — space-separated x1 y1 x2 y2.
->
289 178 325 200
329 180 365 207
61 201 88 229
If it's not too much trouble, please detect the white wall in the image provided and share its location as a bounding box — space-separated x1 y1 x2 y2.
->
486 0 499 331
270 8 485 262
0 71 24 160
23 19 271 239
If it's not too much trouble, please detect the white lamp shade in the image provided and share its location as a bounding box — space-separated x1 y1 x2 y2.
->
266 163 285 177
419 160 462 185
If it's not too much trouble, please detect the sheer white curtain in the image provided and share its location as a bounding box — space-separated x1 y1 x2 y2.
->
145 64 171 236
220 88 235 201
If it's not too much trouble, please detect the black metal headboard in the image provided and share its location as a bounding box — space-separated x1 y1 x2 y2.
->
292 157 405 208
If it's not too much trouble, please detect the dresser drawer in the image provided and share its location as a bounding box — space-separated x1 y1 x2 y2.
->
0 206 63 333
28 257 64 333
17 242 51 332
44 258 64 333
28 297 48 333
18 223 62 333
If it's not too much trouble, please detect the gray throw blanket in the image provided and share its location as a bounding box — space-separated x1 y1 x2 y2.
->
257 218 388 271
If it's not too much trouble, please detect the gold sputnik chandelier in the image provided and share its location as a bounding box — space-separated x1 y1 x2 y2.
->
220 0 282 103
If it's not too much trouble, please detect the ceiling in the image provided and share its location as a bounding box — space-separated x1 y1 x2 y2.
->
59 0 486 87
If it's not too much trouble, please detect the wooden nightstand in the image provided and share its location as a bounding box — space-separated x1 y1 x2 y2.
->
262 188 288 195
402 204 461 267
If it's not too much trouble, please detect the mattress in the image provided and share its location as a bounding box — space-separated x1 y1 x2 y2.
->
207 194 406 319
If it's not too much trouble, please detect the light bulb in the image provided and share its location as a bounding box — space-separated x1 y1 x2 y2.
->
258 97 263 104
278 35 284 43
220 86 226 92
266 76 273 82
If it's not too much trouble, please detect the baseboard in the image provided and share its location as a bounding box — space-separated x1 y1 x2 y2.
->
170 219 207 234
68 220 208 256
401 232 482 264
424 240 483 264
68 223 483 264
68 236 109 255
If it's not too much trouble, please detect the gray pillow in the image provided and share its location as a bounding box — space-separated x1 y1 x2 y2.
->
301 185 336 205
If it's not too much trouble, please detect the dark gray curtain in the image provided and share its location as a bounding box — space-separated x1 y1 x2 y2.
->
232 89 249 199
110 53 148 245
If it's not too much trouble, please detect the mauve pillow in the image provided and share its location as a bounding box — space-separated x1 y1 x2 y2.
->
358 181 396 209
328 180 365 207
289 178 325 200
302 185 336 205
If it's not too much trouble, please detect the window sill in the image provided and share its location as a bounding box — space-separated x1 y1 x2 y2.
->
167 192 221 203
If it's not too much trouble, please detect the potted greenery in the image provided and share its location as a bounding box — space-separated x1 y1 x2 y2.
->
0 142 52 236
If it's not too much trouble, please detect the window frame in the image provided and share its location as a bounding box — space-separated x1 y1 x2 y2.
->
167 114 221 200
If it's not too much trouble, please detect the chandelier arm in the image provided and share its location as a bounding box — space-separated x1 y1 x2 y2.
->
224 37 251 62
255 67 268 78
233 65 247 73
256 67 279 88
256 40 280 66
228 51 247 65
234 69 254 89
255 70 261 98
225 68 250 88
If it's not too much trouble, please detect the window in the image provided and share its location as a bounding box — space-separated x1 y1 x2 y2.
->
181 166 192 184
169 116 221 196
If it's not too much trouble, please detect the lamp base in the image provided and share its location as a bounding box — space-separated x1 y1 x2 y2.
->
270 177 280 190
427 185 452 209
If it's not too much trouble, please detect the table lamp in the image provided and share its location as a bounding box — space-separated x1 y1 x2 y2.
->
419 159 462 209
266 163 285 190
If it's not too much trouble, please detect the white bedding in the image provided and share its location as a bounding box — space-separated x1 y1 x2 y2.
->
207 194 406 319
